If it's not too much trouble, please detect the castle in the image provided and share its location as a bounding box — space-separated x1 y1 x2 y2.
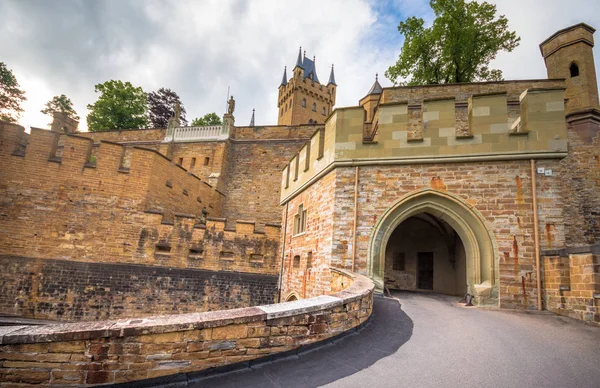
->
0 23 599 325
0 21 598 387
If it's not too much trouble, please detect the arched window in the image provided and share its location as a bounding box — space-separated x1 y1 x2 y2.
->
302 98 306 108
322 107 326 116
312 103 316 112
280 108 283 116
570 63 580 77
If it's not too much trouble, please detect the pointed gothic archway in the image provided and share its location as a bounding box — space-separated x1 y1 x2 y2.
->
367 189 498 304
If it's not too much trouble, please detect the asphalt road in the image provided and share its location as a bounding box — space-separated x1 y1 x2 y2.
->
188 292 600 388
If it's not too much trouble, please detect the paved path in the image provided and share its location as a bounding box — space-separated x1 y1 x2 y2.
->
190 292 600 388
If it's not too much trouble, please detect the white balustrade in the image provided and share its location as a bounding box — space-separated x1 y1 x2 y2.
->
163 125 229 142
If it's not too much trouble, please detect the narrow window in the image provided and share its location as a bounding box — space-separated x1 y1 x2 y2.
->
322 107 326 116
280 108 283 116
204 157 210 166
190 157 196 169
312 102 316 112
177 157 183 166
307 251 312 269
570 63 580 77
293 204 306 235
392 252 405 271
301 207 307 232
293 255 301 268
302 98 306 108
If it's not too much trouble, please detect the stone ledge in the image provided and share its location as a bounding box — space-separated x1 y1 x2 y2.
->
0 273 374 346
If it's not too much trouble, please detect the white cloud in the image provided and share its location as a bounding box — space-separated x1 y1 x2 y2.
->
1 0 599 132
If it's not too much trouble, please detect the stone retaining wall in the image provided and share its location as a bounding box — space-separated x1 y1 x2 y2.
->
0 271 373 386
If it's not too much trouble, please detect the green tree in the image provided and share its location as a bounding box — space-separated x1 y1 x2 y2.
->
0 62 27 122
41 94 79 121
86 80 148 132
191 112 222 126
385 0 520 85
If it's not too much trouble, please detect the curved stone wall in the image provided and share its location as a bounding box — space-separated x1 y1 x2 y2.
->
0 271 373 386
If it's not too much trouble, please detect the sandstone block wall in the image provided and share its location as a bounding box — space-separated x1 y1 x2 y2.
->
543 254 600 323
0 255 278 321
222 139 311 227
0 272 373 386
281 170 337 300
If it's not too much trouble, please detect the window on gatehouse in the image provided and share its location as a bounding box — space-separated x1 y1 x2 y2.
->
293 204 307 235
302 98 306 108
312 102 316 112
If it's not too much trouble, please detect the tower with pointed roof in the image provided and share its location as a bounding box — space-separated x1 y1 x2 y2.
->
359 74 383 124
277 47 337 125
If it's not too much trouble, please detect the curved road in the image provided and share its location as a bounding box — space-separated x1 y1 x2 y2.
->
190 292 600 388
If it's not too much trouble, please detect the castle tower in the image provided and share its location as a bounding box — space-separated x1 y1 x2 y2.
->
540 23 600 114
277 47 337 125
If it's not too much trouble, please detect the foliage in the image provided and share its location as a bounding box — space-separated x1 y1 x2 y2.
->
191 112 222 126
41 94 79 121
0 62 27 123
147 88 187 128
385 0 520 85
86 80 148 132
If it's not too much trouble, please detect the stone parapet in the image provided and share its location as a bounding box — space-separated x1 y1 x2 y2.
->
0 271 374 386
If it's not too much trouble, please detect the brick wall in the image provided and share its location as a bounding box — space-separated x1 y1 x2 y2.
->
78 128 166 143
560 113 600 246
0 272 373 386
0 255 278 321
543 254 600 323
281 170 337 300
221 139 311 227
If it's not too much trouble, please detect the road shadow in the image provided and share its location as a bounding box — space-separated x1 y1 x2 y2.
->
189 295 414 388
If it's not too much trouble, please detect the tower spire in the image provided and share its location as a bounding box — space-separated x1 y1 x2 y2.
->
249 108 255 127
328 64 337 85
280 66 288 86
296 46 303 68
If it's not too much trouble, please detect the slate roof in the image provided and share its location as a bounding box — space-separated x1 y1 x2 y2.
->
328 65 336 85
367 74 383 95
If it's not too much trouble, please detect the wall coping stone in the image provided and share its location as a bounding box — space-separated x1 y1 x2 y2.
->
0 272 374 345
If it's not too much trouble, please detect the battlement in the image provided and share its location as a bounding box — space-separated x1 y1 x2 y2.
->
281 82 569 202
0 123 221 219
132 213 281 275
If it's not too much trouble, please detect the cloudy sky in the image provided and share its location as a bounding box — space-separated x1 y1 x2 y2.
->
2 0 600 131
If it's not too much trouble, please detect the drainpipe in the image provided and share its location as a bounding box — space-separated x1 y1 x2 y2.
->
530 159 542 311
352 166 359 272
278 202 289 302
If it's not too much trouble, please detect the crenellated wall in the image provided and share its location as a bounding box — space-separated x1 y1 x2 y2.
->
280 82 569 203
0 123 282 320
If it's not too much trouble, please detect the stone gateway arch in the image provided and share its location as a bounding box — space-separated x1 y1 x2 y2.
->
366 189 498 304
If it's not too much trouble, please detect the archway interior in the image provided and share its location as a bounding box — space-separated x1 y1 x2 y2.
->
384 213 467 296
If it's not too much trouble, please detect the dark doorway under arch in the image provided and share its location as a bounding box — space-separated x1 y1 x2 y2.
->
384 214 467 296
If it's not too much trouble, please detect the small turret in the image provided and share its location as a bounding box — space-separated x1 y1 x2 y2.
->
280 66 288 87
249 109 255 127
366 73 383 95
328 64 337 86
540 23 599 114
360 74 383 123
